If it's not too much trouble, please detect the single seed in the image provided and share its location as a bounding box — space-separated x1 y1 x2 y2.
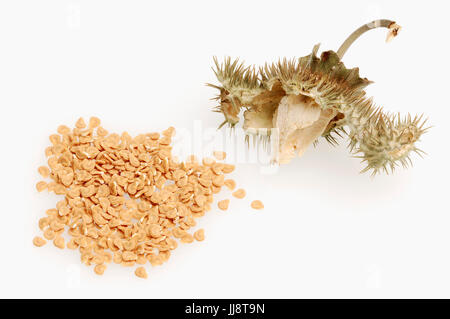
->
217 199 230 211
38 217 49 230
97 126 108 136
113 252 122 264
47 182 56 192
149 132 160 140
49 134 61 145
57 125 71 135
222 164 235 174
212 175 224 187
45 146 53 157
213 151 226 160
33 236 47 247
67 238 78 250
193 229 205 242
181 233 194 244
38 166 50 178
136 255 147 265
89 116 101 128
162 126 175 137
75 117 86 129
102 252 112 264
232 188 246 199
135 267 148 279
122 251 138 261
92 255 104 265
43 228 55 240
251 200 264 210
224 179 236 191
94 264 107 275
36 181 47 192
54 184 66 195
50 220 64 232
166 238 178 250
53 236 65 249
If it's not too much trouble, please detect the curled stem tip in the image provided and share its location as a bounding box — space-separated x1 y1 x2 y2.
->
337 19 401 59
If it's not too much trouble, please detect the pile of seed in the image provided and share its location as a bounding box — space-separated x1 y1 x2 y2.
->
34 117 263 278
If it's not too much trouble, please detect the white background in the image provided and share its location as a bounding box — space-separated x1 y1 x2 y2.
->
0 0 449 298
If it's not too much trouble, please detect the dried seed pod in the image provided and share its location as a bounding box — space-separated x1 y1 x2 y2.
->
209 19 428 175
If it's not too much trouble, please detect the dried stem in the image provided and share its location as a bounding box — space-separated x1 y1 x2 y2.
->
337 19 401 59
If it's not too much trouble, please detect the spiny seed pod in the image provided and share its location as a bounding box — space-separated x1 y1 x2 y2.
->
208 19 429 175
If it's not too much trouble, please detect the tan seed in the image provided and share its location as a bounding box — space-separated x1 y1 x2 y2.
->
217 199 230 211
94 264 107 275
33 236 47 247
222 164 235 174
67 238 78 250
136 255 147 265
53 236 65 249
92 255 105 265
45 146 53 157
89 116 101 128
162 126 175 137
193 229 205 242
49 134 61 145
57 125 71 135
38 217 50 230
97 126 108 136
232 188 246 199
135 267 148 279
212 175 225 187
36 181 48 192
213 151 226 160
224 179 236 191
75 117 86 129
43 228 55 240
180 233 194 244
54 184 66 195
38 166 50 178
102 252 112 264
122 251 138 262
113 252 122 264
251 200 264 210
